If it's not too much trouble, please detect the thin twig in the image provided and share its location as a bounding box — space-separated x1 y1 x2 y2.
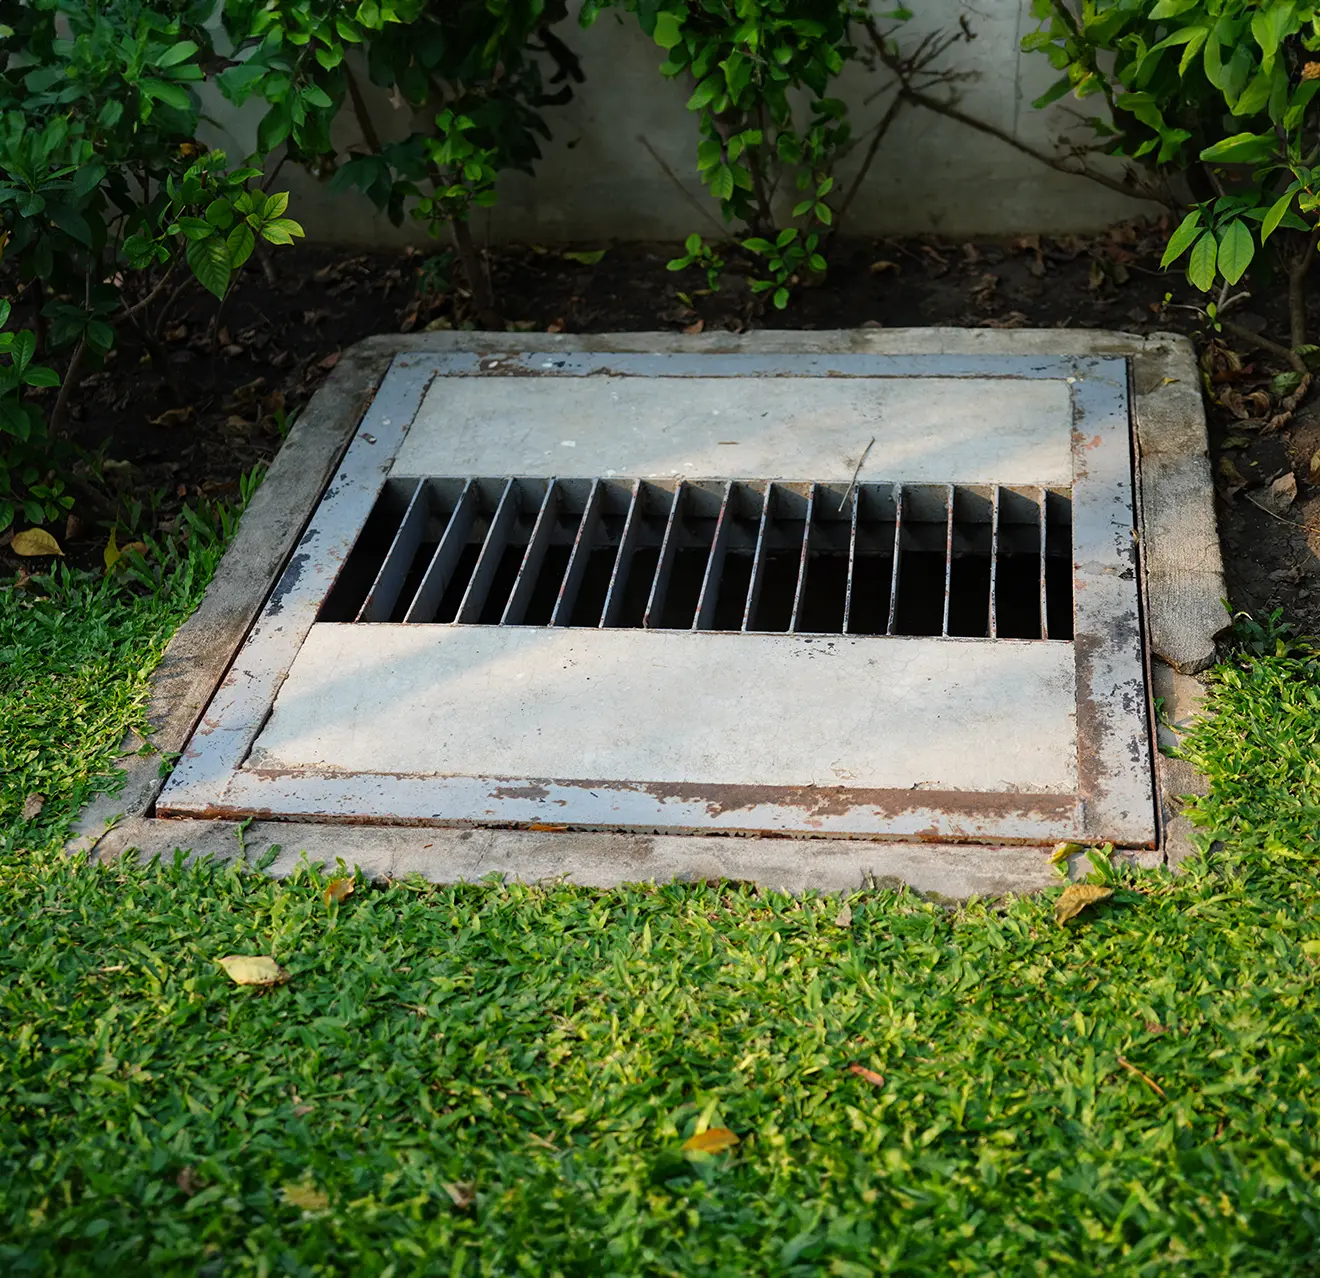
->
1218 318 1308 375
837 436 876 514
121 264 176 323
1242 490 1320 533
637 134 726 237
1116 1055 1166 1099
343 60 382 155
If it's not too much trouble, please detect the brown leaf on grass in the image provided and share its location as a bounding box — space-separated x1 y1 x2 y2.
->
1055 883 1113 925
217 955 290 987
443 1181 475 1208
683 1127 739 1154
176 1166 202 1196
1311 450 1320 483
282 1183 330 1211
848 1064 885 1086
22 794 44 821
1304 60 1320 79
12 529 63 557
834 903 853 927
323 877 355 906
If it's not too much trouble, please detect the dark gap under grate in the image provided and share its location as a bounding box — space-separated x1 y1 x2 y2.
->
318 477 1074 640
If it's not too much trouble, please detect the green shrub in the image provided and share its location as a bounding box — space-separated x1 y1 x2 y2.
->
1024 0 1320 354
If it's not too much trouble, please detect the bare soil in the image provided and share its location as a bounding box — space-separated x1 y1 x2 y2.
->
5 218 1317 636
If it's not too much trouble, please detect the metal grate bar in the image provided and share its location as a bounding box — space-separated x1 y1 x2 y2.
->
600 479 645 628
694 480 737 630
1038 485 1050 642
842 484 860 634
502 480 561 625
552 478 604 626
644 481 687 629
357 478 426 622
988 486 1001 640
886 484 904 635
788 483 816 633
742 481 776 631
455 478 519 624
404 480 477 623
941 482 956 638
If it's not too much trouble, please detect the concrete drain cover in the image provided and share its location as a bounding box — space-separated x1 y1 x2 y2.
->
159 351 1155 846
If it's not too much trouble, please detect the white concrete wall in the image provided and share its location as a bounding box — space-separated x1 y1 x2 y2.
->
198 3 1153 247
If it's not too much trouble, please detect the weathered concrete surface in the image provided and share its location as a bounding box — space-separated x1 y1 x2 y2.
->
99 819 1066 899
71 329 1223 893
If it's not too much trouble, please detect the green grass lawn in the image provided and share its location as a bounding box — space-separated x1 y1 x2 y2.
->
4 526 1320 1276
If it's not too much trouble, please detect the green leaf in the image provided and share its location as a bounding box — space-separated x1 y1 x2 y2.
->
264 192 290 219
302 84 333 110
227 223 255 270
139 79 192 111
1199 132 1276 164
1262 191 1296 242
12 330 34 373
155 40 200 69
71 164 107 200
1186 231 1218 292
1251 3 1295 62
175 217 214 242
21 365 60 388
1217 220 1255 285
1161 210 1204 267
563 249 606 265
186 235 232 299
708 164 735 201
47 206 92 247
0 299 10 328
206 200 234 231
687 75 722 113
1032 77 1071 110
653 11 682 49
773 287 790 309
259 218 305 246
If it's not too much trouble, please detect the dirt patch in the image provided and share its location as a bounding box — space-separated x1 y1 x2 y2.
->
3 218 1316 633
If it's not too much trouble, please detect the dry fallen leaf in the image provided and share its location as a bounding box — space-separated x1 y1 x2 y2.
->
217 955 290 987
1264 471 1299 514
1116 1054 1166 1098
22 794 44 821
323 877 355 906
848 1064 885 1086
1055 883 1113 926
176 1166 202 1196
834 903 853 927
1217 456 1250 501
1049 840 1083 866
282 1183 330 1211
11 528 63 557
546 318 566 333
319 350 341 370
1310 450 1320 482
683 1127 739 1154
443 1181 475 1208
682 318 705 335
147 406 194 427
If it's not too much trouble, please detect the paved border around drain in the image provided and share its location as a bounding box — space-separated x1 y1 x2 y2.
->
69 328 1220 895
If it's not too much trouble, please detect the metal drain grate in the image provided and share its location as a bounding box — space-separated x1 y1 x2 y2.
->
321 477 1074 640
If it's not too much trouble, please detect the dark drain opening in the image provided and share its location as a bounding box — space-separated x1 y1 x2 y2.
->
319 476 1074 640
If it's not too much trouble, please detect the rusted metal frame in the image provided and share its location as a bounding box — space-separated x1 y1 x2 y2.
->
886 484 904 636
989 487 1001 640
404 480 478 623
158 356 435 813
552 478 604 626
357 478 426 622
455 478 519 623
183 767 1083 842
742 481 776 632
600 479 645 628
503 480 560 625
644 481 687 629
695 480 737 631
461 351 1083 382
789 483 817 633
1068 358 1156 845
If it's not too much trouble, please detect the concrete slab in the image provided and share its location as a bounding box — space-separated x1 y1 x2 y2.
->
393 372 1074 484
70 329 1224 897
